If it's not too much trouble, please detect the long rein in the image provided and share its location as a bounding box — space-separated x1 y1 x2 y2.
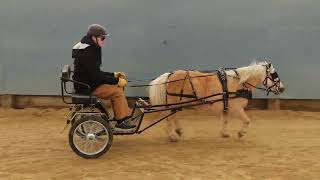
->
125 69 270 93
126 68 235 87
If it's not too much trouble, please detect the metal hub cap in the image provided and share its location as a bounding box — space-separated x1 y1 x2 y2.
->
86 133 96 141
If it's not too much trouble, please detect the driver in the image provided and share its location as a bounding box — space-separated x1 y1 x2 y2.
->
72 24 144 130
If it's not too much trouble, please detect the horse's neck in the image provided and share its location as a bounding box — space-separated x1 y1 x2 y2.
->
236 65 266 91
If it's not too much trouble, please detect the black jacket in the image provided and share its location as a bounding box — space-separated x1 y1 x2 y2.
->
72 35 118 94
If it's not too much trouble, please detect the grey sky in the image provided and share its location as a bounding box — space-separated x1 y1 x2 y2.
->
0 0 319 98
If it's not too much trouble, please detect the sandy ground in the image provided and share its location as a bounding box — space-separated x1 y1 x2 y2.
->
0 108 320 180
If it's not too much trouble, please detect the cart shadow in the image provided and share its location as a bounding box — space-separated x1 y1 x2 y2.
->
108 136 258 156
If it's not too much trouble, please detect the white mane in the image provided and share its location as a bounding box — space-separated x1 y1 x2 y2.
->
226 61 267 84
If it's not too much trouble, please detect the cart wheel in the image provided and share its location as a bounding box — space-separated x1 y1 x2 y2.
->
69 115 113 159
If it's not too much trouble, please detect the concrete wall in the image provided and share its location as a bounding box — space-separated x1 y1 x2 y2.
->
0 94 319 111
280 99 320 112
2 1 320 99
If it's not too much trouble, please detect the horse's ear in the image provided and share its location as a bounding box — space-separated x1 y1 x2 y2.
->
267 62 272 68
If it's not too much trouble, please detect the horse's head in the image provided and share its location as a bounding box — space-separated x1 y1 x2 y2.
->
262 62 285 95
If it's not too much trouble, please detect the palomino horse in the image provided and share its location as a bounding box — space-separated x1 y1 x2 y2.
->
148 61 284 141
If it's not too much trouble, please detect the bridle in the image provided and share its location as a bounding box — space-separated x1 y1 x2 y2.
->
231 63 282 95
262 64 282 95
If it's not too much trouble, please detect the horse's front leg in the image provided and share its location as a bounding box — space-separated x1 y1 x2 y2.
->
220 112 231 138
238 109 251 138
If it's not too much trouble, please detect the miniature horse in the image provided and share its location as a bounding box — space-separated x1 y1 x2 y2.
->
148 61 284 141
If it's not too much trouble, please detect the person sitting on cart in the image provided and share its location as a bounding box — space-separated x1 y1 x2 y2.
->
72 24 142 130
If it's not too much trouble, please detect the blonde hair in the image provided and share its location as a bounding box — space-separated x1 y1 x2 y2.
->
227 61 267 84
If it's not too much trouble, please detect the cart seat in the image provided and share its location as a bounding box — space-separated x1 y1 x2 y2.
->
72 94 97 104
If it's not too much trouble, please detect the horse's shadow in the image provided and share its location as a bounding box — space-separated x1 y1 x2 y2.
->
106 136 257 159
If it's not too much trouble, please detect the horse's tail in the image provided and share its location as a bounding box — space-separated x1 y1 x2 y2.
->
148 73 170 105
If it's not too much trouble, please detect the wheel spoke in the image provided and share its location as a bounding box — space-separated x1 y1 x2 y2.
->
72 119 110 157
75 129 86 138
90 122 97 134
90 141 95 153
95 129 106 136
81 124 87 134
83 140 89 152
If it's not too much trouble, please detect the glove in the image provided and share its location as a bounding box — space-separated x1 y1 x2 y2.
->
117 78 128 87
114 72 126 78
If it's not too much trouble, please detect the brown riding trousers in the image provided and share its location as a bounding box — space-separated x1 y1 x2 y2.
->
92 84 132 120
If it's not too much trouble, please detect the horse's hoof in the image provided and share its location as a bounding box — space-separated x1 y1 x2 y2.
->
221 132 231 138
169 133 180 142
175 128 183 137
238 131 245 138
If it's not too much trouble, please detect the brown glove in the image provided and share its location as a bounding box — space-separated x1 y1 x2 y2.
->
114 72 126 79
117 78 128 87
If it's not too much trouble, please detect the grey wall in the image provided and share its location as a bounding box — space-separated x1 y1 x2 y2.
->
1 0 320 98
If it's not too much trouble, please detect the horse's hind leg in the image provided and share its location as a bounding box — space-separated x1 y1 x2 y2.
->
166 113 181 142
220 113 231 138
238 109 251 138
173 117 183 138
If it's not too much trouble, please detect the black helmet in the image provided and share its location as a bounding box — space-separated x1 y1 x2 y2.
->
87 24 108 37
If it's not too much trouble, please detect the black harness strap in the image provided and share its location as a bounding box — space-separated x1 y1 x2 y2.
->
166 70 198 101
179 71 189 101
186 70 198 100
217 67 229 112
233 69 240 78
165 72 174 104
166 92 197 99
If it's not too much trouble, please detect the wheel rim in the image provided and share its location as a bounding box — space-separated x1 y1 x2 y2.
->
73 119 109 156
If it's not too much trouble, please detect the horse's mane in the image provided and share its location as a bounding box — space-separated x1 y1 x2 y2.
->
226 61 267 84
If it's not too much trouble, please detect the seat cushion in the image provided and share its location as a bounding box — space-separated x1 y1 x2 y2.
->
72 94 98 104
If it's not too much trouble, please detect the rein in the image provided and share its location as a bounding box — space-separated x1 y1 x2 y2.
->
126 73 217 87
126 67 238 87
126 67 279 96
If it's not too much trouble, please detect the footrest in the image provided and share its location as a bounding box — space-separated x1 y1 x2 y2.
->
72 94 97 104
136 98 151 108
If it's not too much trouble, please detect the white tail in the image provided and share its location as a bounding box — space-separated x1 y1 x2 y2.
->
148 73 170 105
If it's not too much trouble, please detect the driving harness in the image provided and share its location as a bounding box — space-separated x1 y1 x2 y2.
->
165 68 252 112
